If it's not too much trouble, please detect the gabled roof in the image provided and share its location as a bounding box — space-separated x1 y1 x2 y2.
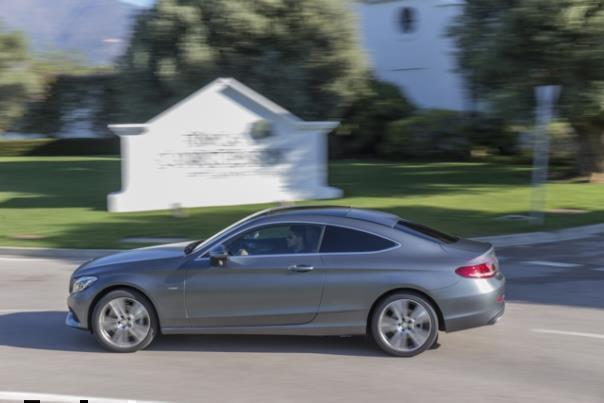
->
147 77 302 124
109 77 339 136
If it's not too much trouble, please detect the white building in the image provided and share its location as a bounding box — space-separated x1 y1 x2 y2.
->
108 78 342 212
355 0 470 110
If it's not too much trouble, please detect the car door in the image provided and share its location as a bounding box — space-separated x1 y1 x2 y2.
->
184 223 325 327
316 225 401 318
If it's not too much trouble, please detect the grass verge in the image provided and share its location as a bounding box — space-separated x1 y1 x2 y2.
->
0 156 602 249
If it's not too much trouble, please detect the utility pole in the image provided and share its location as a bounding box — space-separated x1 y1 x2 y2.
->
530 85 561 225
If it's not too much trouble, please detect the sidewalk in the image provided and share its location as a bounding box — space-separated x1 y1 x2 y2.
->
0 223 603 260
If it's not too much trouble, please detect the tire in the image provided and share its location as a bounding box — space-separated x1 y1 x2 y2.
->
370 292 439 357
91 289 158 353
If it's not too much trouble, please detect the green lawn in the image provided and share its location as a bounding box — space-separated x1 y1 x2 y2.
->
0 156 602 249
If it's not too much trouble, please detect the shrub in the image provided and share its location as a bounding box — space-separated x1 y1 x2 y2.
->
377 110 471 160
0 139 52 157
463 115 520 156
330 78 415 158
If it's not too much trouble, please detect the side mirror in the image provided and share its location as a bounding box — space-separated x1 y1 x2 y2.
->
209 244 228 267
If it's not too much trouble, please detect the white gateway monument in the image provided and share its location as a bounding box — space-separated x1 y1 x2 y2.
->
107 78 342 212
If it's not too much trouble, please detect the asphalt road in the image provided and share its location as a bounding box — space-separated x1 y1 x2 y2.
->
0 236 603 403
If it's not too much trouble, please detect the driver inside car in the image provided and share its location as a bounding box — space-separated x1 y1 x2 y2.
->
227 225 309 256
286 225 307 254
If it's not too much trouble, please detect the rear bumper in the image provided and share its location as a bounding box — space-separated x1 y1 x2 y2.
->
487 304 505 325
436 273 506 332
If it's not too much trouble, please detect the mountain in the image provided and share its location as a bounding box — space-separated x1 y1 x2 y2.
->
0 0 141 65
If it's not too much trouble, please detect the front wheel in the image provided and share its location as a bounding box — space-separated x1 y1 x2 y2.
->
91 289 158 353
370 292 439 357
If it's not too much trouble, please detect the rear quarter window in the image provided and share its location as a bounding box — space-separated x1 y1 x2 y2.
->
320 226 397 253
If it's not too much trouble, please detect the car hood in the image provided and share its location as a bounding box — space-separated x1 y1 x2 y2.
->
76 241 190 273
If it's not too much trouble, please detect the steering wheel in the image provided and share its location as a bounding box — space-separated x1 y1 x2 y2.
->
242 239 259 255
228 239 255 256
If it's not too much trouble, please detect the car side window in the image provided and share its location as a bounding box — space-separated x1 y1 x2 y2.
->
224 224 323 256
320 226 396 253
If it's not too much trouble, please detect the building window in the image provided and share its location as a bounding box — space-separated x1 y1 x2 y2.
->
399 7 417 33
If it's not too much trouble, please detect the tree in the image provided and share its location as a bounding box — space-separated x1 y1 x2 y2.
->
117 0 369 122
16 52 115 136
0 28 37 132
450 0 604 175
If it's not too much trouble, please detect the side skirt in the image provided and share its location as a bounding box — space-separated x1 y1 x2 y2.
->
161 323 366 336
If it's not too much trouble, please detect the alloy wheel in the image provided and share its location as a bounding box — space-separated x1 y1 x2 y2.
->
377 298 432 353
97 297 151 349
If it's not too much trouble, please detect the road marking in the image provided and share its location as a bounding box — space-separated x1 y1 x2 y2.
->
0 391 164 403
593 268 604 272
532 328 604 340
523 260 580 268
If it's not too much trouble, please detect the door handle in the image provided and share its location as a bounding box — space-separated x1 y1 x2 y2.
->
288 264 314 273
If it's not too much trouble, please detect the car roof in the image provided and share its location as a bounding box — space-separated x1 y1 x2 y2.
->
251 205 399 228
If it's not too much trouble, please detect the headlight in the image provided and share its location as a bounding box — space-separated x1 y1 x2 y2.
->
70 276 98 294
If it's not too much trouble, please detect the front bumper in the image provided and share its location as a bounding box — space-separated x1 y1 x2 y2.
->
65 310 86 330
66 287 96 330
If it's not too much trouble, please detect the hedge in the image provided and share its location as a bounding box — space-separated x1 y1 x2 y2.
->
0 137 120 157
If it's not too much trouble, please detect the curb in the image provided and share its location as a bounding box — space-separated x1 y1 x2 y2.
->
473 223 604 248
0 223 603 259
0 246 119 260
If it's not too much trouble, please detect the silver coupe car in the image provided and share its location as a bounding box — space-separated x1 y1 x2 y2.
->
66 206 505 357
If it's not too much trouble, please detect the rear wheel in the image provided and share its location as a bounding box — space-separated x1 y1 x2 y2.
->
370 292 438 357
91 289 158 353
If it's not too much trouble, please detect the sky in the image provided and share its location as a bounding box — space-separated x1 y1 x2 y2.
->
120 0 155 7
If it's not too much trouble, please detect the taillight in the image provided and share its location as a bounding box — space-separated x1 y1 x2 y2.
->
455 262 497 278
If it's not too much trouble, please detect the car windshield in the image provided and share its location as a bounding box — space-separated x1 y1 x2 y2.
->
395 220 459 244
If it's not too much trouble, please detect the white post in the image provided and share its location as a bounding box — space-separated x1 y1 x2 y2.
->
530 85 561 225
